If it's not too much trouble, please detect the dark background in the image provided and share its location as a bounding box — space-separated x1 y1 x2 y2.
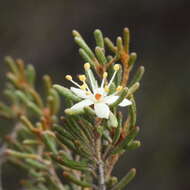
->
0 0 190 189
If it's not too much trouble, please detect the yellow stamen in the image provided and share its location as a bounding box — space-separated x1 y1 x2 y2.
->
84 63 90 70
114 64 120 71
65 75 72 81
104 85 109 92
80 84 87 90
103 72 108 79
78 75 86 81
116 85 123 92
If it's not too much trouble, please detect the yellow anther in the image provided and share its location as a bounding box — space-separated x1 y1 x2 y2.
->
113 64 120 71
78 75 86 81
86 91 91 95
116 85 123 92
84 63 90 70
104 85 109 92
65 75 72 81
103 72 108 78
80 84 87 90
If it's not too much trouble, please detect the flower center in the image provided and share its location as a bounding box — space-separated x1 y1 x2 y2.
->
95 93 102 101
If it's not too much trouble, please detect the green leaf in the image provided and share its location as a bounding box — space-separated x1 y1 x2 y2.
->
123 28 130 53
127 82 140 97
25 159 47 170
127 140 141 150
52 153 89 172
129 66 145 87
66 117 91 145
111 168 136 190
63 172 92 188
112 112 123 144
84 106 96 116
94 29 104 49
43 75 52 95
25 64 36 86
112 126 140 154
15 90 42 116
128 52 137 68
79 48 95 67
95 47 107 65
65 108 85 115
0 102 14 118
110 88 128 108
128 95 137 127
53 85 81 102
72 30 83 38
53 124 74 141
114 66 123 86
74 37 95 60
6 72 19 87
4 56 19 76
56 133 76 151
20 115 35 131
97 125 104 135
6 149 39 160
59 152 88 167
104 37 117 53
116 36 123 52
42 131 57 154
49 88 61 114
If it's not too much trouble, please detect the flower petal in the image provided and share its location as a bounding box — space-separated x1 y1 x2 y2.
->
94 88 105 95
70 87 88 99
103 95 118 105
94 103 110 119
70 99 93 110
119 98 132 107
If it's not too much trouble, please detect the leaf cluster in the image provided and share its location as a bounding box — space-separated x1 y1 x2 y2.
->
0 28 144 190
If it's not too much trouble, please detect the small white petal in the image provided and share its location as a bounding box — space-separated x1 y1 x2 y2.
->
103 95 119 105
70 99 93 110
119 98 132 107
94 103 110 119
94 88 105 95
70 87 88 99
108 111 118 128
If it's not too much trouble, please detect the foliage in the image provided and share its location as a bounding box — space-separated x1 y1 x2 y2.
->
0 28 144 190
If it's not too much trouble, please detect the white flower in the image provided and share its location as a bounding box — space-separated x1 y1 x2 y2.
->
65 63 132 119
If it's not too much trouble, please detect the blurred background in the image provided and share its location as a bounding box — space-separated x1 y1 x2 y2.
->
0 0 190 189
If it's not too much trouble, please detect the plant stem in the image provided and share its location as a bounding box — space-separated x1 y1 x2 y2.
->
96 137 106 190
